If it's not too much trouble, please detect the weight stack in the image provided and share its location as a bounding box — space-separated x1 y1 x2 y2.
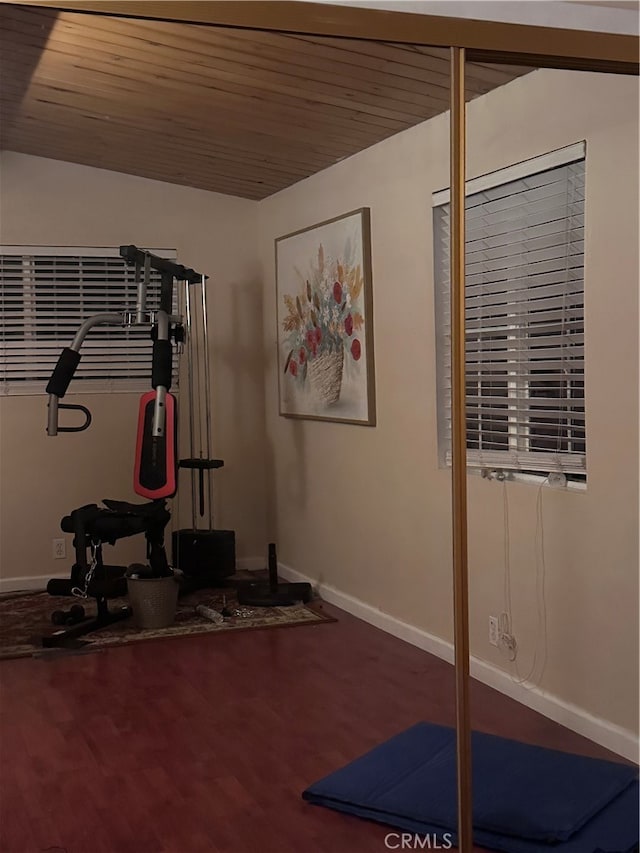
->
171 529 236 582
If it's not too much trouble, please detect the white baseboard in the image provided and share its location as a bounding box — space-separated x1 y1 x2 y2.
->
278 561 639 763
0 573 67 594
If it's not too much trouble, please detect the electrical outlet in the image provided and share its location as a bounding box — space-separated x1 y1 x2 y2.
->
52 538 66 560
489 616 499 647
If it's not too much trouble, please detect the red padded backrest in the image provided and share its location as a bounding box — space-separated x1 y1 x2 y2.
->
133 391 177 499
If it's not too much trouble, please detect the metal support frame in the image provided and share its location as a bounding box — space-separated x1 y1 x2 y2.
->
450 46 472 852
180 274 217 530
8 1 638 73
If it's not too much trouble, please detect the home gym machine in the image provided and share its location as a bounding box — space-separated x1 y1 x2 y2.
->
43 245 234 647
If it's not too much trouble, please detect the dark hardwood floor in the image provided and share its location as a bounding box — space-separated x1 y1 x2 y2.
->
0 600 628 853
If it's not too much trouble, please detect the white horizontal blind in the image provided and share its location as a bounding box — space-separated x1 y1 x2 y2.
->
434 147 586 476
0 247 177 395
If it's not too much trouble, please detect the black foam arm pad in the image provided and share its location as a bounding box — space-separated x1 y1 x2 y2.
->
46 348 81 397
152 340 172 390
47 578 74 596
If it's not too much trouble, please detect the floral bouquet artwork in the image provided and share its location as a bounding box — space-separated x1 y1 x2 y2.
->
275 209 375 425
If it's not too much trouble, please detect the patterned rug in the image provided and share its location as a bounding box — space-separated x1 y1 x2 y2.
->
0 580 335 660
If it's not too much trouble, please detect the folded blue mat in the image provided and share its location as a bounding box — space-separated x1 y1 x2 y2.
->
303 723 639 853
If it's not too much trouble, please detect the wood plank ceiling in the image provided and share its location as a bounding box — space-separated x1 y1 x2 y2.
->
0 4 532 200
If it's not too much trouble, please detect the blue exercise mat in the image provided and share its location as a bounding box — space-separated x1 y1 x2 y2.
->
303 723 639 853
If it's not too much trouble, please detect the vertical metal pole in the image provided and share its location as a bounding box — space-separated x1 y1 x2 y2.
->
193 286 204 463
200 274 214 530
450 46 473 852
135 253 150 325
185 282 197 530
173 281 184 547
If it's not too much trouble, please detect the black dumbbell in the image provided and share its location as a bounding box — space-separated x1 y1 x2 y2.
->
51 604 86 626
69 604 85 624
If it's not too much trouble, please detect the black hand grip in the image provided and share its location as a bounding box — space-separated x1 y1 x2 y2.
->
152 340 172 390
58 403 92 433
46 348 81 397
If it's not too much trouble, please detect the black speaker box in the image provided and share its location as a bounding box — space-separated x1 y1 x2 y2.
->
171 529 236 580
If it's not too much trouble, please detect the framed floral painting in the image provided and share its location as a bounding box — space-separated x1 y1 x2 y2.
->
275 208 376 425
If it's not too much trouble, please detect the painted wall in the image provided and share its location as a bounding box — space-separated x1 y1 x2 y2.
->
0 152 265 582
312 0 640 35
258 69 639 735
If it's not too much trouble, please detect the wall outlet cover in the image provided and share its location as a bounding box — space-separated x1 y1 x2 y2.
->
489 616 499 646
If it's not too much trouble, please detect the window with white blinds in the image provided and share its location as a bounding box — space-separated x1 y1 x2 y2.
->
0 247 177 395
433 143 586 478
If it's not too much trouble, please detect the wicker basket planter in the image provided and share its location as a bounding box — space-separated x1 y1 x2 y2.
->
307 348 344 406
127 575 179 629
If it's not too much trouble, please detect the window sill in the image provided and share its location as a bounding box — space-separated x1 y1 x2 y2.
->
471 467 587 492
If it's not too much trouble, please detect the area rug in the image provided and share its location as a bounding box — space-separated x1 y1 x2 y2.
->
0 581 335 660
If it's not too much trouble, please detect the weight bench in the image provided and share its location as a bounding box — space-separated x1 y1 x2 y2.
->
43 499 171 648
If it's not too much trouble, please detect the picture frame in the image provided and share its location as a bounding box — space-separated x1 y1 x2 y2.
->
275 208 376 426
